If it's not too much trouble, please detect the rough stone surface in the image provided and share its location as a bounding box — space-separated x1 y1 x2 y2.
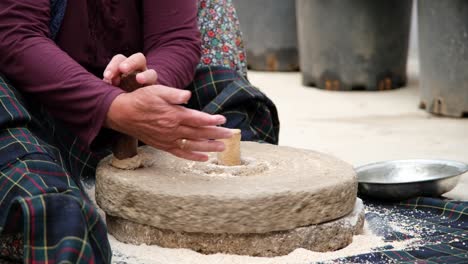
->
96 142 357 234
107 199 365 257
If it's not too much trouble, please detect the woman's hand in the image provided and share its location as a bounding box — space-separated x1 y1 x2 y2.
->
103 53 158 86
105 84 233 162
104 52 232 162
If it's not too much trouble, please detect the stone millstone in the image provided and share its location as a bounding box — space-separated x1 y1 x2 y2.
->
107 199 365 257
96 142 357 234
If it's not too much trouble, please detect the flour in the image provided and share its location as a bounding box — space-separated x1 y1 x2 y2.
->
183 157 270 178
110 223 416 264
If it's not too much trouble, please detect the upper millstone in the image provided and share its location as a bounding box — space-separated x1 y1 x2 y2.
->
96 142 357 234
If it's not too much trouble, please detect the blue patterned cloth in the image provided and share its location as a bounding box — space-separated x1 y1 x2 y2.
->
330 198 468 263
49 0 67 40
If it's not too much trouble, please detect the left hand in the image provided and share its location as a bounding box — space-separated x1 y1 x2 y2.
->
103 53 158 87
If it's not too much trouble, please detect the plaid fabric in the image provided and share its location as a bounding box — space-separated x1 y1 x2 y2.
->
0 75 111 263
187 66 279 144
0 66 279 263
331 197 468 264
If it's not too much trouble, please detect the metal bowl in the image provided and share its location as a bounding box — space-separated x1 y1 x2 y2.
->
356 159 467 201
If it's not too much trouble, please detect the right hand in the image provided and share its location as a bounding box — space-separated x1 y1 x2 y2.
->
105 84 233 162
103 53 157 87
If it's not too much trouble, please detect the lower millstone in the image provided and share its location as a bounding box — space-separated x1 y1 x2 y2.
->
107 199 365 257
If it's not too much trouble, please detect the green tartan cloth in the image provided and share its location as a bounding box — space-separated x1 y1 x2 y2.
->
0 66 279 263
0 74 111 264
187 67 279 143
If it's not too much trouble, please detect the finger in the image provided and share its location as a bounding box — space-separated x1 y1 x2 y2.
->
119 53 147 74
175 139 225 152
136 69 158 85
177 125 233 141
169 148 209 162
103 54 127 81
179 108 227 127
155 86 192 105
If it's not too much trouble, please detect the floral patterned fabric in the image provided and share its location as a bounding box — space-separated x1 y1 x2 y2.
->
198 0 248 77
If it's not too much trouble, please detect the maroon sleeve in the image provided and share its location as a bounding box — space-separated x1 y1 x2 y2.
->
142 0 202 89
0 0 124 147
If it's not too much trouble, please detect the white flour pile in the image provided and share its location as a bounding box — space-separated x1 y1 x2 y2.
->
110 223 416 264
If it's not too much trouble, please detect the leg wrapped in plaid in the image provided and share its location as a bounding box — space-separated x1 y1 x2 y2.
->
0 76 111 263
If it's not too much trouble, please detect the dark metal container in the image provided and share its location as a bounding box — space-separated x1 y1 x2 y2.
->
419 0 468 117
296 0 412 91
233 0 299 71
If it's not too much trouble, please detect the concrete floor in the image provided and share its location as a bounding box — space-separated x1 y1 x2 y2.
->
248 61 468 200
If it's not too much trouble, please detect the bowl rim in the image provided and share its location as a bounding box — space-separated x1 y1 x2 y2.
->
356 159 468 184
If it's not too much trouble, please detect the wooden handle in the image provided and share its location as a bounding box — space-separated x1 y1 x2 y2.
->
112 135 138 160
112 71 143 160
119 71 143 92
217 129 242 166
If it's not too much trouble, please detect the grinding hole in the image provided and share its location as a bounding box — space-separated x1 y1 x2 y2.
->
211 158 250 166
183 157 269 178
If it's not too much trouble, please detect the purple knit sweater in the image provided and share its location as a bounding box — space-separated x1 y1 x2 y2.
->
0 0 202 147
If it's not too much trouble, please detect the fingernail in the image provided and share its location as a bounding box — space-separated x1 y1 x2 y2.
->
121 63 130 71
180 91 191 103
104 70 112 79
137 73 145 83
217 116 226 124
179 97 188 104
217 144 226 152
223 129 234 137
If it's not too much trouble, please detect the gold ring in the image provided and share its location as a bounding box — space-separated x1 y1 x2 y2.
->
179 139 188 150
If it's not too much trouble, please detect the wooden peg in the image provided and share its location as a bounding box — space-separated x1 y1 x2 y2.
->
111 71 144 169
217 129 242 166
